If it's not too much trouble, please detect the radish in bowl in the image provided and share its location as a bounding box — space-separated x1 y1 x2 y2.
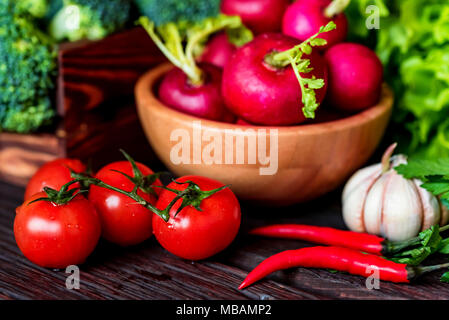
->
158 63 232 120
324 42 383 112
222 22 336 126
282 0 348 50
221 0 290 34
199 33 237 69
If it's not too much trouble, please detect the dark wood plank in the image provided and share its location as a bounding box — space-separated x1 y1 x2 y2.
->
2 180 449 300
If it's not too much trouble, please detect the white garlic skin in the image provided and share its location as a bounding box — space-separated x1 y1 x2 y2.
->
342 155 443 242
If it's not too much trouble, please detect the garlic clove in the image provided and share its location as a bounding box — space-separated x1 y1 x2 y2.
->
413 179 441 231
342 163 382 233
379 171 423 241
363 172 390 236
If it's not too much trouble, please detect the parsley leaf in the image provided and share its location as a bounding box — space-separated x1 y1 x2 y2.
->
266 21 336 119
438 238 449 254
396 159 449 180
390 247 431 266
420 225 442 250
396 159 449 206
389 225 442 266
441 271 449 284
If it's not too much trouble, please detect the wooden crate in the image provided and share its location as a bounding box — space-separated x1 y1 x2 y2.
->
0 27 166 186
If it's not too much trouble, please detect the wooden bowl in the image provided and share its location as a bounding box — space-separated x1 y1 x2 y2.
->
135 63 393 206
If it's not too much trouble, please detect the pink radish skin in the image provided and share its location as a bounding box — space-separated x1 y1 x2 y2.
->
158 63 234 122
324 42 383 112
282 0 347 50
222 33 328 126
199 33 236 69
221 0 290 34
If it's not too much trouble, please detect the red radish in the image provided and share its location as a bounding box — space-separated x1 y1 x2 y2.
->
222 33 329 125
221 0 290 34
199 33 236 69
282 0 348 50
324 42 383 111
159 63 233 121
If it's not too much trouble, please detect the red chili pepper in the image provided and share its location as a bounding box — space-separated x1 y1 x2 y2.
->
238 246 449 289
249 224 422 256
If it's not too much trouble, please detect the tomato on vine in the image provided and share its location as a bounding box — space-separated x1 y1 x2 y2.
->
15 183 101 268
153 176 241 261
24 158 86 200
87 151 163 246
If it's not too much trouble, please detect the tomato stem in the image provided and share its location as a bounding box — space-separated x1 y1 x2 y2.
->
68 150 230 222
157 180 230 217
113 149 168 197
72 174 171 222
27 179 85 206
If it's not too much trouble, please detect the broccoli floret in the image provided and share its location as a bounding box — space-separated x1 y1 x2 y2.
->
0 99 55 133
135 0 221 26
17 0 50 18
49 0 131 42
0 1 57 133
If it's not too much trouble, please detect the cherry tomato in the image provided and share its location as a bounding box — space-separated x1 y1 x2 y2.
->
14 193 101 268
24 158 86 200
88 161 162 246
153 176 241 261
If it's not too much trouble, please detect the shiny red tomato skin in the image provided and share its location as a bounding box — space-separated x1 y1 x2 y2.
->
24 158 86 200
153 176 241 261
14 192 101 268
88 161 162 246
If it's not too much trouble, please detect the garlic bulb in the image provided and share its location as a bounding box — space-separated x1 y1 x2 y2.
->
342 143 446 241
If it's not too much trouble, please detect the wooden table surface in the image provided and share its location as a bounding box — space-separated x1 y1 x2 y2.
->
1 179 449 300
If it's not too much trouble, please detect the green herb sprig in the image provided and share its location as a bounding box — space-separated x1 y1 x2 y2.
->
396 158 449 281
264 22 336 119
396 158 449 204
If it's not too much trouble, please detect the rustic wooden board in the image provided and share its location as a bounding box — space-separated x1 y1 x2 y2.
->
2 179 449 300
57 27 165 141
0 27 166 186
0 133 63 186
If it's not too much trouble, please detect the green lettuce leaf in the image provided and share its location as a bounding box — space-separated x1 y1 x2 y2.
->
346 0 449 158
